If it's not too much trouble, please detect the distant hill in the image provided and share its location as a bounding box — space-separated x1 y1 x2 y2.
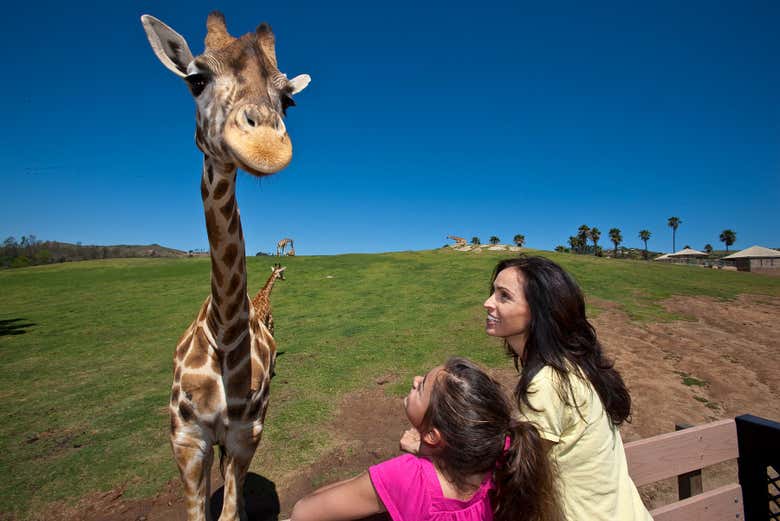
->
1 237 188 268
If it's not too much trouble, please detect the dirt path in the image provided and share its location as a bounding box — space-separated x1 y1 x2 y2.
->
29 294 780 520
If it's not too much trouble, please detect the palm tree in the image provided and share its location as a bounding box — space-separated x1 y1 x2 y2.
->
667 216 682 252
489 236 500 245
638 229 651 259
513 234 526 248
567 236 579 252
589 227 601 255
471 237 480 246
609 228 622 257
704 244 713 254
719 229 736 252
577 225 590 254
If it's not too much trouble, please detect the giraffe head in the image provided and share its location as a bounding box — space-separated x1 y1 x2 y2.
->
272 263 286 281
141 12 310 176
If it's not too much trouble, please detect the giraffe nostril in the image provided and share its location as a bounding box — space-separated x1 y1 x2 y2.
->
245 113 256 128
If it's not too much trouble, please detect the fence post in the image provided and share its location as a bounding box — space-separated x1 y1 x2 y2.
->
735 414 780 521
674 423 703 499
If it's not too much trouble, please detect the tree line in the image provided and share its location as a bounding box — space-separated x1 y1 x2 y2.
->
1 235 184 269
554 218 738 259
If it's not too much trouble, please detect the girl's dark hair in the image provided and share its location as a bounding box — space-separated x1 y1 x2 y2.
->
490 255 631 426
421 357 563 521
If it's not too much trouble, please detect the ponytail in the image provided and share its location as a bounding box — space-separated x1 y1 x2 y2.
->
491 421 563 521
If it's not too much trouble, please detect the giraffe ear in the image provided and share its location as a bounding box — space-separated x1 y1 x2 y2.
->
288 74 311 95
141 14 195 78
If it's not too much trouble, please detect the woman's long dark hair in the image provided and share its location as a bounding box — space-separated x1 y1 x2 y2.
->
421 357 563 521
490 255 631 426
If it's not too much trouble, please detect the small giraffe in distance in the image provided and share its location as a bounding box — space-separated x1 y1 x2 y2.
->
276 237 294 256
141 11 310 521
447 235 467 246
252 263 286 337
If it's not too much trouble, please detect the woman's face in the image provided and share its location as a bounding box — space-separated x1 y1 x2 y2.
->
404 365 443 429
484 267 531 356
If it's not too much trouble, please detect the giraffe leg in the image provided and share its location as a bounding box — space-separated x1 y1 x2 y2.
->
172 438 214 521
217 441 259 521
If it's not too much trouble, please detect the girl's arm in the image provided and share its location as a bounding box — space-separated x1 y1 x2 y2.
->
290 471 386 521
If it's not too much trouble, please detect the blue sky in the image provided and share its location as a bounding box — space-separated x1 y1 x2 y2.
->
2 1 778 255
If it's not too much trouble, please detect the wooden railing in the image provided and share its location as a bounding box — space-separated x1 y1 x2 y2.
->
624 414 780 521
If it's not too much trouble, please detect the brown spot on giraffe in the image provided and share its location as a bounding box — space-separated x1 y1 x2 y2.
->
227 273 241 296
181 374 220 413
222 319 246 346
227 365 251 399
225 335 251 370
225 295 245 322
213 179 230 200
184 328 211 369
205 208 221 250
141 10 310 521
222 243 238 269
220 194 236 219
228 212 238 234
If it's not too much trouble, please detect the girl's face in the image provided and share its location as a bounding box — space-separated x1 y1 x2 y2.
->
404 365 443 429
484 267 532 356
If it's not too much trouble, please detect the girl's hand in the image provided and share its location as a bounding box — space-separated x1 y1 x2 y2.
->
399 428 420 454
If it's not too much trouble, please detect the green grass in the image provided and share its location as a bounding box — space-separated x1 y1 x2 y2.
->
1 249 778 518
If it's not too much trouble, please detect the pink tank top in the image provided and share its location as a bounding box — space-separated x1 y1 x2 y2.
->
368 454 495 521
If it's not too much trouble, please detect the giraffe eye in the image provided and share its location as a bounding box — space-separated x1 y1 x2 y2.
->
185 73 210 97
280 94 295 115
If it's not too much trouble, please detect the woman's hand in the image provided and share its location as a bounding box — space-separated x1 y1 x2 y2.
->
399 428 421 454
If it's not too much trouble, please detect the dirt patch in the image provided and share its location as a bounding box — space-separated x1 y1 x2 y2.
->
24 294 780 519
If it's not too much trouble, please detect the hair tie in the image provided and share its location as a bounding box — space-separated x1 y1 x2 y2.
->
496 435 512 469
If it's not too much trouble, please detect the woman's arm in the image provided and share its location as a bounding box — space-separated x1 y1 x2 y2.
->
290 471 386 521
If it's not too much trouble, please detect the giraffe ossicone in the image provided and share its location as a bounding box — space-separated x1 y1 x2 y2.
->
141 11 309 521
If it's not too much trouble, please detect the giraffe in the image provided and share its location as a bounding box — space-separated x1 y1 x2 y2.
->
141 12 310 521
276 237 293 256
446 235 467 246
285 246 295 257
251 263 286 337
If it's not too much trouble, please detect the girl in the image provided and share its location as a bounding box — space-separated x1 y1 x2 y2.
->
484 255 652 520
290 357 562 521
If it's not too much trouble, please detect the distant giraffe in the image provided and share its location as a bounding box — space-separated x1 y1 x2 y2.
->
276 238 293 256
251 263 286 336
141 11 310 521
447 235 467 246
286 246 295 256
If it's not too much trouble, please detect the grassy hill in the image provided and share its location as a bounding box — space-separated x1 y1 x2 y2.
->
1 250 778 518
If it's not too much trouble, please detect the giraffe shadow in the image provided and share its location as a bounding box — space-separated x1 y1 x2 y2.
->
210 472 280 521
0 318 36 336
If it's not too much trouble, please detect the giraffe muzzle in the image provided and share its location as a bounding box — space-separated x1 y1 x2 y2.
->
224 104 292 176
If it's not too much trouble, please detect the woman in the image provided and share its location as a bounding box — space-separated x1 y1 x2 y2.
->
483 255 652 520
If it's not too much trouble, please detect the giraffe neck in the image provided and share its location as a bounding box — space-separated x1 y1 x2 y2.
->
201 156 249 351
259 273 279 300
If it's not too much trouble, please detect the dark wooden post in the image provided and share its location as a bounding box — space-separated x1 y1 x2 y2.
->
675 423 703 499
735 414 780 521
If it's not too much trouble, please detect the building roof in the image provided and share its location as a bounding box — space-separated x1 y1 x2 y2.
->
668 247 708 257
721 245 780 259
653 253 672 261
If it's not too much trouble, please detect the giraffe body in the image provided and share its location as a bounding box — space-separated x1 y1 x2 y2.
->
252 263 286 336
447 235 467 246
142 12 309 521
276 238 293 256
